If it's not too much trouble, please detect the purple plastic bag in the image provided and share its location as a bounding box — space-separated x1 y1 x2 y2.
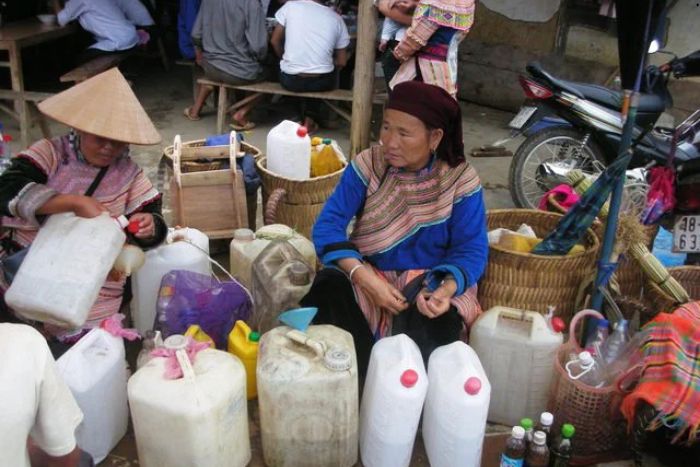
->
156 269 252 349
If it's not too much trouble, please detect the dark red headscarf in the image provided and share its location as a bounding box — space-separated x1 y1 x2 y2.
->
385 81 465 167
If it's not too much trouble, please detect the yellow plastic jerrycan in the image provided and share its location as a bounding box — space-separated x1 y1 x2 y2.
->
184 325 215 348
310 138 344 177
228 320 261 399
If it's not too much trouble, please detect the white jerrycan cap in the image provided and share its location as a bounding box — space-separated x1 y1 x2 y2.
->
164 335 188 350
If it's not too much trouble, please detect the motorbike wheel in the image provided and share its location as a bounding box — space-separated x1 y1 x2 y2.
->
509 127 607 209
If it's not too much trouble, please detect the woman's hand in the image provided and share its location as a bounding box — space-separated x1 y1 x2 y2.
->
128 213 155 239
354 266 408 315
70 195 109 218
416 279 457 319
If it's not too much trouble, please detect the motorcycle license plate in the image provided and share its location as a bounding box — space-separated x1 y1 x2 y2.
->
673 215 700 252
508 106 537 130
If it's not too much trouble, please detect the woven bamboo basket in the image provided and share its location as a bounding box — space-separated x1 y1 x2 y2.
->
479 209 600 321
645 266 700 313
162 137 262 231
546 194 659 298
256 156 345 239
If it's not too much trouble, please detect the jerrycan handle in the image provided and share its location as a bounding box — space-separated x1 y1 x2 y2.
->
174 348 197 382
286 329 326 359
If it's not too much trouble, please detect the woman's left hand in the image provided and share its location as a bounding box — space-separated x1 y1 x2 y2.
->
416 281 456 319
129 213 155 239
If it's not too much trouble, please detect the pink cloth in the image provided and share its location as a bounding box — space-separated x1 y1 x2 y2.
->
99 313 140 341
150 337 210 380
538 184 581 211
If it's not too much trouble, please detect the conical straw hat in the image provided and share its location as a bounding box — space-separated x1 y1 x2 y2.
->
38 68 161 145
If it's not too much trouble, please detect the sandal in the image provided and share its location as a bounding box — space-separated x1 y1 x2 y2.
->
183 107 200 121
230 120 256 131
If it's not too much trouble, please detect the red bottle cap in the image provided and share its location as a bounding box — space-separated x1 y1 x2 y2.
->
127 220 140 234
464 376 482 395
551 317 566 333
296 126 308 137
400 369 418 388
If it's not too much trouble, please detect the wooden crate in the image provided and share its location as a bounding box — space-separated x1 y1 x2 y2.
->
170 132 248 239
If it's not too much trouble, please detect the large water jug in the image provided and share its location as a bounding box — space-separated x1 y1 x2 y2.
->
5 212 128 328
257 325 358 467
131 227 210 334
422 342 491 467
56 328 128 463
128 335 250 467
360 334 428 467
250 240 314 334
470 306 563 426
266 120 311 180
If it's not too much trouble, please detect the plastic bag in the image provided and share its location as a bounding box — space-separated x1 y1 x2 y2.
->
641 167 675 224
155 269 252 350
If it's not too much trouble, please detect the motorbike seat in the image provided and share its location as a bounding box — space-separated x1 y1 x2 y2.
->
526 62 666 114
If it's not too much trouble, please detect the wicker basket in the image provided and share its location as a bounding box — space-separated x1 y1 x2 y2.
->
479 209 600 322
256 156 345 239
549 309 632 465
645 266 700 313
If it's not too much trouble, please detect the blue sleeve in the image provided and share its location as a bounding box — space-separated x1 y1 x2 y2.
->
312 163 367 266
425 188 488 295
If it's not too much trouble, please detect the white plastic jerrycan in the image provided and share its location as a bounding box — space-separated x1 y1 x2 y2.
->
257 325 358 467
56 328 129 464
360 334 428 467
423 342 491 467
266 120 311 180
470 306 564 426
5 212 128 328
131 227 210 334
128 335 250 467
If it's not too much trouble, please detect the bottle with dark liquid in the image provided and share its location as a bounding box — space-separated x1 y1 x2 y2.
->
526 431 550 467
550 424 575 467
500 426 526 467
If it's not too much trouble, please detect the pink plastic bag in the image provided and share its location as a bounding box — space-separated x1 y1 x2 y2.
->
642 167 675 224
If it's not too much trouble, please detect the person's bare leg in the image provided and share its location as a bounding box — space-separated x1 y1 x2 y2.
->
232 93 266 125
188 84 214 118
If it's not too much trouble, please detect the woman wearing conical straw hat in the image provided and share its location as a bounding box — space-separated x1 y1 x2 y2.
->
0 68 167 343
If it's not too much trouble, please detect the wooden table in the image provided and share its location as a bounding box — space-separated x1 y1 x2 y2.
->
0 19 77 146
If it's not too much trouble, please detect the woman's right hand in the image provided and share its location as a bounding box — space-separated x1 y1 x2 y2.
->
353 266 408 315
69 195 108 218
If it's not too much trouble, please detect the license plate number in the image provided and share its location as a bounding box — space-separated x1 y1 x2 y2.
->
508 106 537 129
673 215 700 252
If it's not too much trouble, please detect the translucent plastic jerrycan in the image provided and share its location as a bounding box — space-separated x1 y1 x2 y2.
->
250 240 314 334
256 224 316 271
227 320 260 399
423 342 491 467
257 325 358 467
128 335 250 467
266 120 311 180
6 212 128 328
360 334 428 467
56 328 129 464
470 306 563 426
131 227 210 334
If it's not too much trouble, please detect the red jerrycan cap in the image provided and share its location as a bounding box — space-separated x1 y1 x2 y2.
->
400 369 419 388
464 377 482 395
551 317 566 333
127 219 140 234
296 126 308 137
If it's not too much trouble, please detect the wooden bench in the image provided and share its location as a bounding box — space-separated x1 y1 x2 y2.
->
0 90 55 140
197 78 387 134
60 51 134 83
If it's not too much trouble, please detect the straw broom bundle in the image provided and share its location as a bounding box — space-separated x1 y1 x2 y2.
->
567 170 610 218
628 243 690 303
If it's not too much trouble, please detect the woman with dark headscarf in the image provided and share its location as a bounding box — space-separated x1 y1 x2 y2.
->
302 81 488 377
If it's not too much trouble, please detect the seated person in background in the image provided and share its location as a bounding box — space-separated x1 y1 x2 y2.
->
378 0 417 88
52 0 149 63
177 0 202 60
114 0 155 27
184 0 268 130
270 0 350 130
0 323 86 467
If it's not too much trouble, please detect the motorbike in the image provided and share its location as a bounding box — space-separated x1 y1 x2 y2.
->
505 49 700 210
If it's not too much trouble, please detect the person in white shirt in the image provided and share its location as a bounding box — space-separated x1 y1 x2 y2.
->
114 0 155 27
270 0 349 130
0 323 85 467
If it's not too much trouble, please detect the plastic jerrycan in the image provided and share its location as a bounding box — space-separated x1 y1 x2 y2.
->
360 334 428 467
227 320 260 399
423 342 491 467
470 306 564 426
128 335 250 467
56 328 129 464
131 227 210 334
257 325 358 467
229 228 267 291
5 212 128 328
266 120 311 180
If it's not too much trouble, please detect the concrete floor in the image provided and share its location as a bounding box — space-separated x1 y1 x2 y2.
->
3 64 656 466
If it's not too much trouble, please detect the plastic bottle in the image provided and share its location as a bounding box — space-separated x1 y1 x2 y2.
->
535 412 553 447
227 320 260 399
565 351 605 388
583 318 609 356
550 424 575 467
499 426 526 467
266 120 311 180
184 324 215 348
520 418 534 445
526 431 550 467
310 138 344 177
601 319 629 365
0 122 11 174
